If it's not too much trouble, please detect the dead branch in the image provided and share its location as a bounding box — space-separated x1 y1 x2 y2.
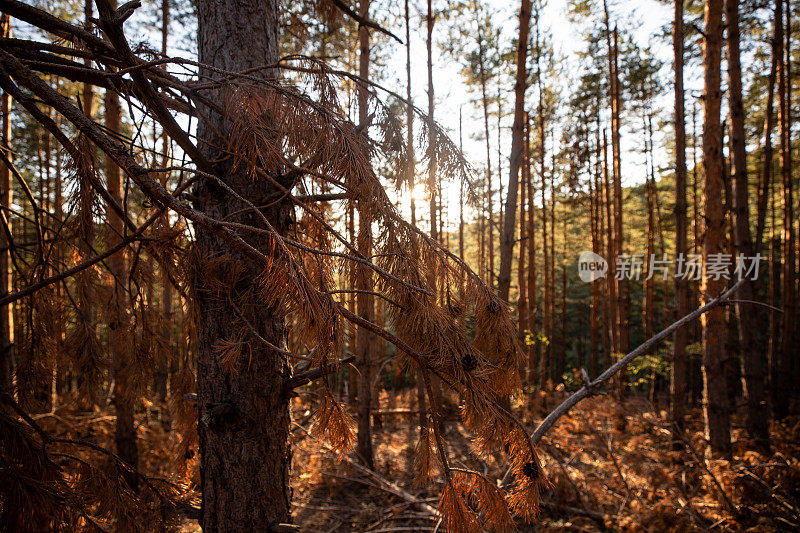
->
501 279 745 487
284 355 355 391
328 0 403 44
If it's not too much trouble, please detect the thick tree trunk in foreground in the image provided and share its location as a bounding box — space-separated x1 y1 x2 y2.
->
725 0 770 449
195 0 292 528
671 0 689 438
701 0 731 458
498 0 532 302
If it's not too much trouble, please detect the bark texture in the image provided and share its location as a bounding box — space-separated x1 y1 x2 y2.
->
195 0 292 528
498 0 532 302
701 0 731 458
671 0 689 437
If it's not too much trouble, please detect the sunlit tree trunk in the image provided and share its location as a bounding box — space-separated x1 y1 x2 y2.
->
557 215 566 381
549 162 556 382
643 113 655 342
517 115 528 359
477 36 492 284
539 126 549 390
589 134 600 379
700 0 731 457
498 0 532 302
671 0 689 439
602 129 617 365
526 112 537 386
603 2 627 397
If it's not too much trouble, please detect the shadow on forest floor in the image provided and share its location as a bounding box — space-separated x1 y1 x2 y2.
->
36 388 800 531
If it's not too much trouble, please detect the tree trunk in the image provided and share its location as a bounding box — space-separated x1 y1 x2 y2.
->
404 0 427 437
602 129 617 364
517 115 528 359
155 0 171 403
725 0 770 449
643 112 655 342
0 14 13 393
589 143 599 379
478 38 492 284
540 129 549 390
498 0 532 302
356 0 375 469
671 0 689 439
700 0 731 458
776 0 795 421
558 215 567 381
99 14 138 481
195 0 292 527
426 0 437 246
603 2 628 396
549 163 556 382
526 111 537 386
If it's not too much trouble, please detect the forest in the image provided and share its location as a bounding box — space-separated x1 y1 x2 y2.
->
0 0 798 530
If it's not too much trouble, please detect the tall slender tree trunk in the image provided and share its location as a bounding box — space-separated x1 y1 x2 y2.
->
558 215 567 381
759 0 779 422
602 129 617 362
549 162 556 382
611 28 628 393
589 143 599 379
540 130 549 390
498 0 532 302
356 0 375 469
195 0 292 527
154 0 172 403
701 0 731 457
775 0 795 420
671 0 690 439
426 0 437 246
603 2 628 396
518 116 528 359
643 113 655 341
405 0 427 437
0 14 13 393
105 74 138 487
725 0 770 449
477 37 492 285
526 113 536 385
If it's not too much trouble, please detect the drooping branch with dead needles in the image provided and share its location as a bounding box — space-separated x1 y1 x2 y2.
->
0 2 543 530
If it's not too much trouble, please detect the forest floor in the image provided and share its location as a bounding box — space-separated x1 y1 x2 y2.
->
36 388 800 532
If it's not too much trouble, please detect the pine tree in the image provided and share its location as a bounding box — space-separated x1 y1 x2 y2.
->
700 0 732 458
